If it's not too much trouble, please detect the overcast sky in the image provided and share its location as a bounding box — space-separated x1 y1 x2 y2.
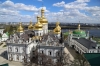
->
0 0 100 23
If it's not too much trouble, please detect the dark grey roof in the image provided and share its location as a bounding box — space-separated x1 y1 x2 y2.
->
41 31 59 42
20 33 29 41
39 31 61 46
8 30 35 43
73 38 97 49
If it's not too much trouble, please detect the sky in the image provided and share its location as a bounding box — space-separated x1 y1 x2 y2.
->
0 0 100 23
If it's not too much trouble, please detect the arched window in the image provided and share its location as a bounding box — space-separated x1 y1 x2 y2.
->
15 47 18 52
17 55 19 60
37 33 38 36
56 51 60 57
41 50 43 54
11 54 12 57
40 33 41 36
48 51 52 56
23 47 25 52
9 54 13 61
9 47 12 52
23 56 26 62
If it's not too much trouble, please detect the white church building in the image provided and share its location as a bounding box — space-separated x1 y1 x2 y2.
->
66 23 100 54
6 8 64 63
0 29 9 42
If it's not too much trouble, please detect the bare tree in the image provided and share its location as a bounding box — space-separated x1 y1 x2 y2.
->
26 49 54 66
70 54 90 66
23 49 90 66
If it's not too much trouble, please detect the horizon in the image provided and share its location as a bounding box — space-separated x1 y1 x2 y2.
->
0 22 100 24
0 0 100 23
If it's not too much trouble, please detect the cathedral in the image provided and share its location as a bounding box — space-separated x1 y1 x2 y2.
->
6 8 64 63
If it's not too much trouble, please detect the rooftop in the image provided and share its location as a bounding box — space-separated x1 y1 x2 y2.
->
73 38 97 49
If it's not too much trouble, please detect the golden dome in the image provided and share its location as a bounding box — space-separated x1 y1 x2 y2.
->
34 16 43 30
40 8 48 24
56 22 61 30
28 21 33 30
53 22 61 34
40 17 48 24
17 22 24 32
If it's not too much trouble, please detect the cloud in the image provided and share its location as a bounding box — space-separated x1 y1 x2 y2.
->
76 0 90 2
52 0 100 23
37 0 42 2
53 1 65 7
0 0 100 23
0 8 20 16
1 0 38 12
0 0 49 22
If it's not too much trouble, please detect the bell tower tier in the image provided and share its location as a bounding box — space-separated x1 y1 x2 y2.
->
40 8 48 34
34 16 43 36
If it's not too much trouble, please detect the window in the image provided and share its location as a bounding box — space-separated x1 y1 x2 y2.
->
48 51 52 56
40 33 41 36
37 33 38 36
11 54 13 57
16 55 19 60
9 47 12 51
15 47 18 52
24 56 25 59
9 54 13 61
41 50 43 54
23 47 25 52
56 52 60 57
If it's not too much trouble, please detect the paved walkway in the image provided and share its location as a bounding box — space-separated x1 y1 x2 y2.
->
64 47 74 61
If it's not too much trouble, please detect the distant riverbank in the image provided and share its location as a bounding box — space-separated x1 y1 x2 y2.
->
48 26 100 29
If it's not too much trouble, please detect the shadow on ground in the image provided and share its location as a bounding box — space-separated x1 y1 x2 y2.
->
0 50 8 60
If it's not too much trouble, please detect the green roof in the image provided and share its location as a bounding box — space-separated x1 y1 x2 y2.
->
84 53 100 66
73 29 86 35
0 63 9 66
6 32 9 36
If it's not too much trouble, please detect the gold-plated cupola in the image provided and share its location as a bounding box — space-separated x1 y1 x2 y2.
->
34 16 43 30
53 22 61 34
17 22 24 32
40 8 48 24
28 20 33 30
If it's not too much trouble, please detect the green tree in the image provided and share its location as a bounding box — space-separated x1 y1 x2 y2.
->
4 25 14 36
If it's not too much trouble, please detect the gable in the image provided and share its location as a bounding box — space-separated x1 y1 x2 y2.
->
2 33 8 38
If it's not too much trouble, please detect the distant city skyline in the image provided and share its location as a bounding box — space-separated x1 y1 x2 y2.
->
0 0 100 23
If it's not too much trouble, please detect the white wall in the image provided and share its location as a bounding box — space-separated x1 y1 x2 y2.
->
34 30 43 36
0 29 4 35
